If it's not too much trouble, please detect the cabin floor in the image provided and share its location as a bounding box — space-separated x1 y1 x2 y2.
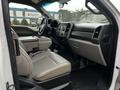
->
62 66 110 90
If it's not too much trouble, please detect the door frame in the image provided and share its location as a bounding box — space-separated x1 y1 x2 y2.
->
0 0 20 90
1 0 120 90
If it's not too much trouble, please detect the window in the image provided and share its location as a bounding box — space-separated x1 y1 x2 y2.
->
16 11 23 17
9 3 43 28
10 10 14 17
43 0 108 23
110 0 120 12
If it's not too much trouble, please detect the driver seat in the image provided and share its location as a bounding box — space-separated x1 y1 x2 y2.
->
12 29 71 89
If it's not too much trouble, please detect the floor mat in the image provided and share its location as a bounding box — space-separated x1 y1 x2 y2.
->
70 67 109 90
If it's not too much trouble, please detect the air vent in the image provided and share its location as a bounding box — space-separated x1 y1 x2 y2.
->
93 26 102 39
66 23 71 32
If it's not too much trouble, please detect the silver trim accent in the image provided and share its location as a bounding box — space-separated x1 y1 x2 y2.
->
67 23 74 39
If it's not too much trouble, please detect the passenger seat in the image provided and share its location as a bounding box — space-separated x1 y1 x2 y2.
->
11 29 71 89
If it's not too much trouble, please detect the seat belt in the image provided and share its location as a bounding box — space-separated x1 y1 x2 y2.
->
11 29 20 56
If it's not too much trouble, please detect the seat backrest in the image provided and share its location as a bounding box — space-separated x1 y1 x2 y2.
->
11 29 33 76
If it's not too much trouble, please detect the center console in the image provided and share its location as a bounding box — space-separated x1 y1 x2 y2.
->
19 36 52 53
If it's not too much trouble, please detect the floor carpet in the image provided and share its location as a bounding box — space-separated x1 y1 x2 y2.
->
70 66 109 90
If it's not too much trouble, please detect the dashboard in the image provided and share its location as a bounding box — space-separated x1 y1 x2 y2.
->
56 23 73 38
55 22 113 66
12 19 114 66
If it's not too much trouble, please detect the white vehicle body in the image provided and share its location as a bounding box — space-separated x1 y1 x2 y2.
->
0 0 120 90
0 0 15 90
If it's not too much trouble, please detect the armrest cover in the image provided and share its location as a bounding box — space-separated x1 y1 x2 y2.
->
38 36 52 51
19 36 52 52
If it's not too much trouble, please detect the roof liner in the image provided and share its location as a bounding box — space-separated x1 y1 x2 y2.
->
10 0 36 6
10 0 59 7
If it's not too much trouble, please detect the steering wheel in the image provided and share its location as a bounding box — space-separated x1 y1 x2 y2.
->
38 18 48 36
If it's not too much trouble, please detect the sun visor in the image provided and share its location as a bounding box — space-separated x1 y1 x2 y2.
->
31 0 70 4
58 0 70 3
31 0 43 4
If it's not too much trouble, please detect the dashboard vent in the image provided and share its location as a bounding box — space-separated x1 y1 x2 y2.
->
66 23 71 32
93 26 102 39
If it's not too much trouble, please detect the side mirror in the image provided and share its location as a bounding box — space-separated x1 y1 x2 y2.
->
86 0 102 14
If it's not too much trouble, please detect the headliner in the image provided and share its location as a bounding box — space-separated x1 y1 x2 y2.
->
9 0 59 7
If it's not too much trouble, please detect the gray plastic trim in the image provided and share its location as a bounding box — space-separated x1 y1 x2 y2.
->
68 38 107 66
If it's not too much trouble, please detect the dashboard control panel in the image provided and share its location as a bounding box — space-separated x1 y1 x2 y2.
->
56 23 73 37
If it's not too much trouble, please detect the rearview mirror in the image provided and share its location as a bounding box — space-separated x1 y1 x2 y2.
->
58 0 70 8
59 3 64 8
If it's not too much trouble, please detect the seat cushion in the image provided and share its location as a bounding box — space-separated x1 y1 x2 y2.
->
16 46 33 76
31 50 71 81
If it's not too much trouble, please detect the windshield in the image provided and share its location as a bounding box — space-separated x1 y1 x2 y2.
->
43 0 108 23
110 0 120 12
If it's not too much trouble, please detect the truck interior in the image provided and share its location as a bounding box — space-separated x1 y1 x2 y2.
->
8 0 118 90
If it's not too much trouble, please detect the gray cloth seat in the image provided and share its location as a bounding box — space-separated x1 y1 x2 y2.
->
31 50 71 81
12 29 71 81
